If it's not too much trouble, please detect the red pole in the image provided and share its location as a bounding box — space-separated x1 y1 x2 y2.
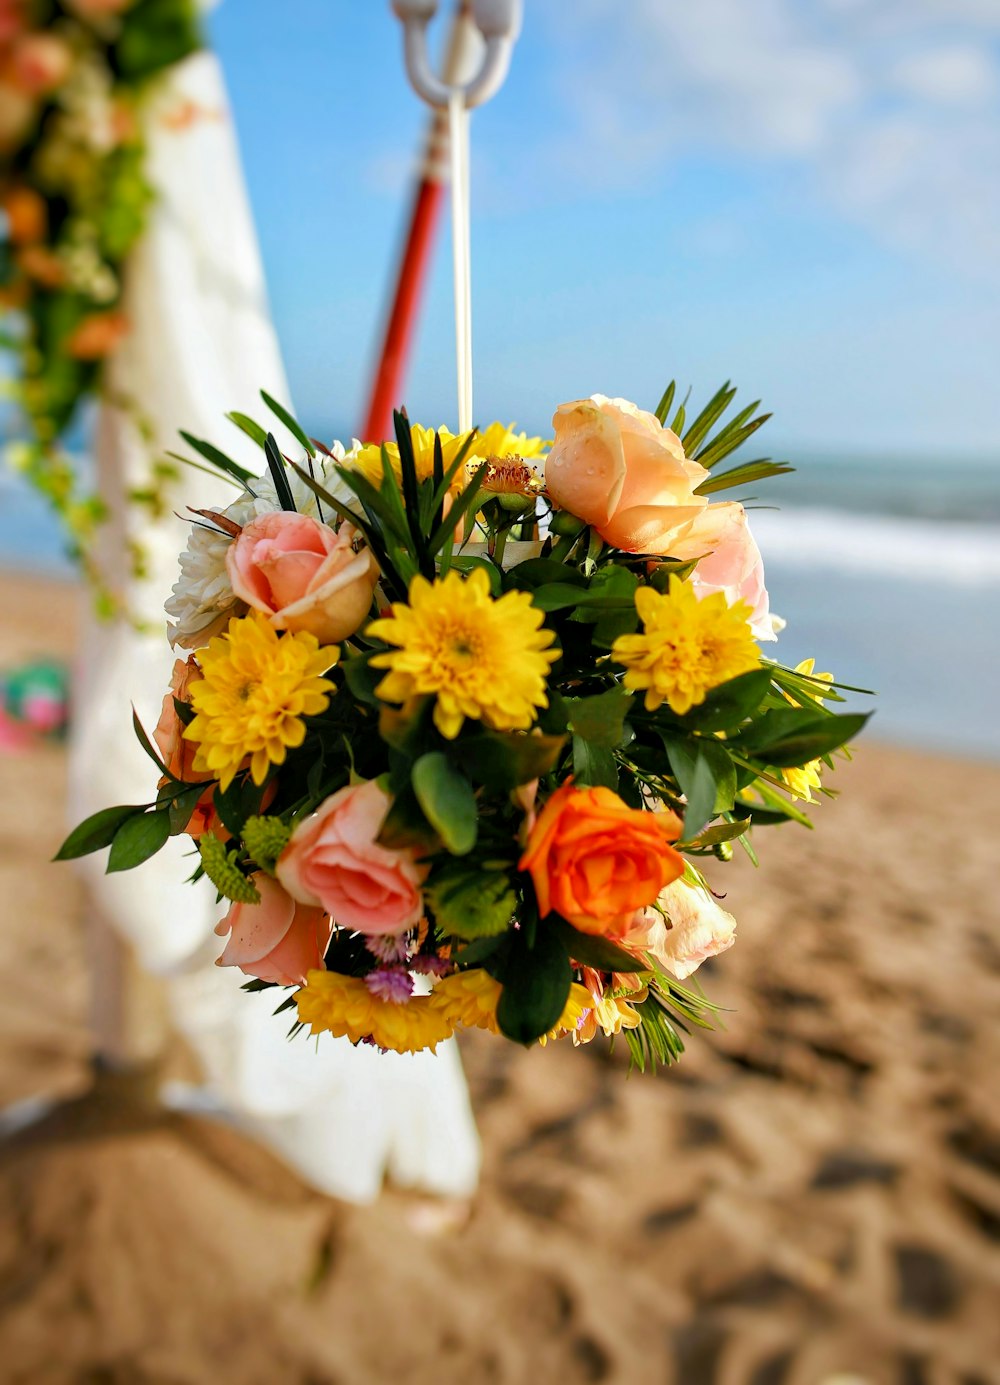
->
360 3 481 443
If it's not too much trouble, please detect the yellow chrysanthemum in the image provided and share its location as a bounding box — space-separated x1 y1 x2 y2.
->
430 968 502 1033
347 421 546 492
183 612 338 792
296 970 455 1054
538 983 596 1045
367 567 559 739
781 759 824 802
612 579 760 716
786 657 835 707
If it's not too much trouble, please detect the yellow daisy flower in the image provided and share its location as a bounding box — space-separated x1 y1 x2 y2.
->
785 656 835 708
429 968 502 1033
612 578 760 717
347 421 546 492
183 612 338 791
538 983 597 1045
367 568 559 739
296 970 455 1054
781 759 824 802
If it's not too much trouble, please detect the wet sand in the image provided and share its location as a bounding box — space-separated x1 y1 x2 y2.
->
1 570 998 1385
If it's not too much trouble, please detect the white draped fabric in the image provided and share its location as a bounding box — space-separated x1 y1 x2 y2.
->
66 48 480 1204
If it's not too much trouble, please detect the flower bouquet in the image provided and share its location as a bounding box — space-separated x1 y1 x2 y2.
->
0 0 202 600
59 384 868 1067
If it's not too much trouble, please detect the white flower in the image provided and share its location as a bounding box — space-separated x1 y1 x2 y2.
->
165 443 352 649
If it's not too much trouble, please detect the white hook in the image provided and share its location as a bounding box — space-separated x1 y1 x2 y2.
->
392 0 521 110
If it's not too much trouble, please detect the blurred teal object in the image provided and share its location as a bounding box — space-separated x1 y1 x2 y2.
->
0 659 70 748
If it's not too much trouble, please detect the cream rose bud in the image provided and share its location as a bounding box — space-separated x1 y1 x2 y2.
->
544 395 710 554
276 780 426 937
226 512 378 644
626 876 737 980
215 875 333 987
669 500 775 642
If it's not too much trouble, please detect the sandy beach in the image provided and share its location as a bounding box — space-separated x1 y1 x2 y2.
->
1 569 998 1385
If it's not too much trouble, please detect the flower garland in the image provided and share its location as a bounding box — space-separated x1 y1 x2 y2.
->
0 0 202 608
61 384 870 1070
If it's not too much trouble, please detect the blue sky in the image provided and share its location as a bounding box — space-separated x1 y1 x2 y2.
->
208 1 1000 454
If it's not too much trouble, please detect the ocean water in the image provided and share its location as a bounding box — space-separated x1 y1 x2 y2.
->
2 449 998 759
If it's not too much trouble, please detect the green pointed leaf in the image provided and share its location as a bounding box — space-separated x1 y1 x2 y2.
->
178 431 255 485
565 686 633 749
496 924 572 1044
682 381 735 455
107 809 172 873
550 917 642 974
694 458 794 496
654 381 676 425
226 412 268 448
411 752 477 855
681 668 772 732
54 804 149 860
261 390 315 457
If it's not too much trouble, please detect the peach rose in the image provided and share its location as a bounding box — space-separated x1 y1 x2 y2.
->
277 779 425 936
215 874 333 987
226 512 377 645
668 501 774 642
153 657 217 838
11 33 72 94
518 782 685 935
65 310 129 361
0 80 34 152
544 395 709 554
626 876 737 979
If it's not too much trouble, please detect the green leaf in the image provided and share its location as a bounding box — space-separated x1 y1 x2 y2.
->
572 736 618 789
694 405 771 469
426 860 516 939
343 654 383 707
682 381 736 455
750 712 870 768
496 924 572 1044
566 686 633 749
226 412 268 448
451 729 566 791
178 431 255 485
654 381 676 425
131 705 174 779
503 558 588 592
451 936 506 967
662 735 736 836
261 390 316 457
264 433 297 512
694 458 795 496
107 810 172 873
550 916 642 974
167 783 208 836
678 817 751 850
682 668 772 732
426 462 489 555
411 753 478 855
530 584 636 613
54 804 148 860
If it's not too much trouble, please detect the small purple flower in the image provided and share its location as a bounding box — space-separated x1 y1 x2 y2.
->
365 934 411 965
410 953 452 978
364 968 415 1005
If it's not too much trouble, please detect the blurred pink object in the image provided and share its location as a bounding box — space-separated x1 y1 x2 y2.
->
672 500 775 641
0 706 32 753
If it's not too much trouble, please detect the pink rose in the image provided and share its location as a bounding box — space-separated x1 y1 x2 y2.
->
215 874 333 987
626 876 736 980
226 512 377 645
11 33 72 95
669 501 775 642
544 395 709 553
277 779 426 936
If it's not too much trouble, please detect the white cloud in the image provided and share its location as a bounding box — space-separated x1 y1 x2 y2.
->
533 0 1000 278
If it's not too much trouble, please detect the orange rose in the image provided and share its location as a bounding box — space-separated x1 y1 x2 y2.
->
3 185 46 243
518 782 684 935
65 310 129 360
153 656 217 838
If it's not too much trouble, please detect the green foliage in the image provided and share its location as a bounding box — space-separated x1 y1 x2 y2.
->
243 816 293 875
426 861 516 940
496 924 572 1045
55 804 149 861
411 753 478 855
198 835 261 905
107 810 172 873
